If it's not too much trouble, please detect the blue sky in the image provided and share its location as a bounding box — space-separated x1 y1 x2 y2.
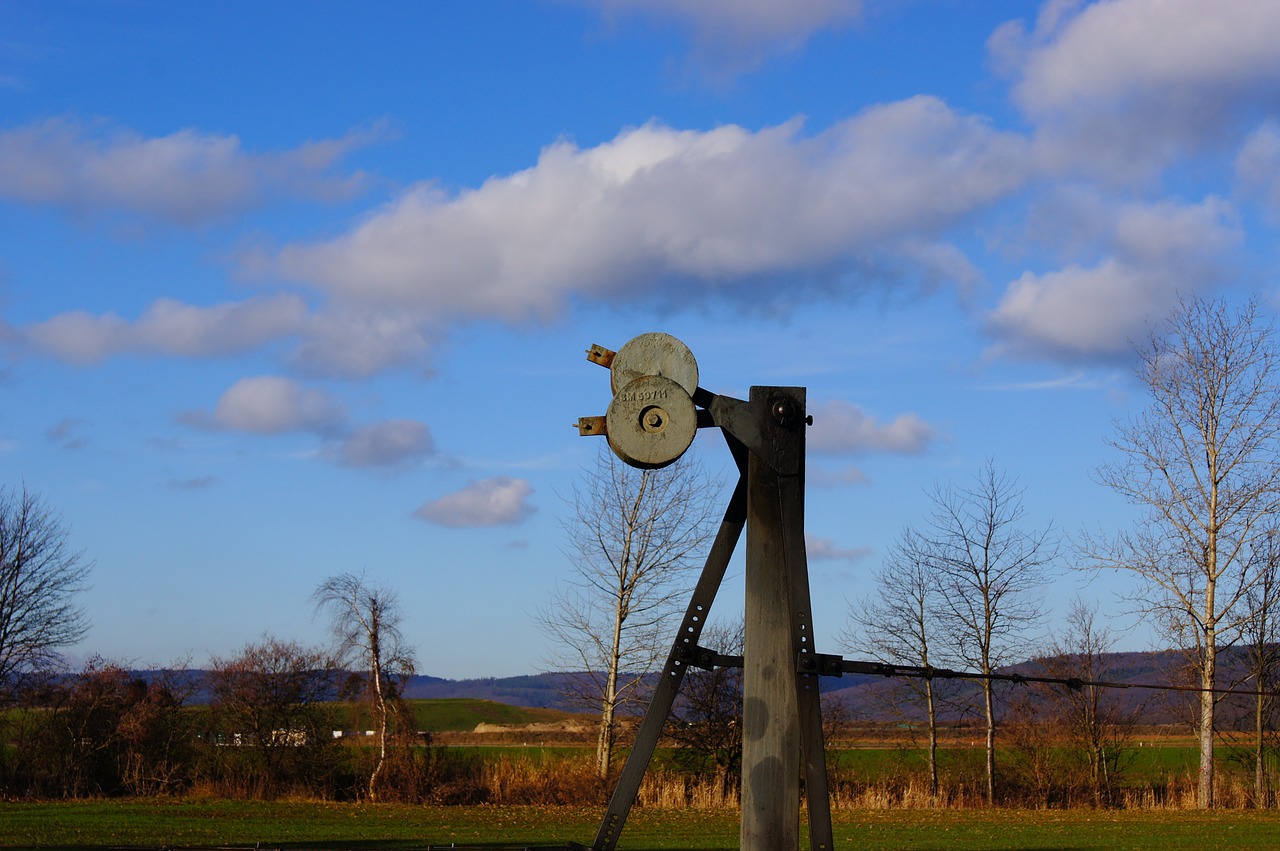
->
3 0 1280 679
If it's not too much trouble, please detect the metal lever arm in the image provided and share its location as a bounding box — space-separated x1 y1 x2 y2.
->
590 437 749 851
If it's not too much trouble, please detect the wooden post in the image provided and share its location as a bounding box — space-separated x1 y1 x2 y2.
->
582 371 833 851
741 386 805 851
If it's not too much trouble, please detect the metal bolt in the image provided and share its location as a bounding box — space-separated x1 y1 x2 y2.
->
640 405 667 433
771 396 803 428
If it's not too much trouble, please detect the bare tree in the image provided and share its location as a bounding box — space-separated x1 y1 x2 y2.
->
667 620 744 797
1038 598 1139 806
0 486 91 704
843 526 944 798
14 657 195 798
539 447 718 779
313 571 416 802
1091 296 1280 808
206 636 338 798
1240 531 1280 808
925 461 1056 804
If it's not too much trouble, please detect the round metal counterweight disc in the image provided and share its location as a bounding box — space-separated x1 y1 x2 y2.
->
606 375 698 470
610 332 699 396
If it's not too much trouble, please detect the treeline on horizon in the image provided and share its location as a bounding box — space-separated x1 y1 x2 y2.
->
60 643 1261 724
2 639 1277 808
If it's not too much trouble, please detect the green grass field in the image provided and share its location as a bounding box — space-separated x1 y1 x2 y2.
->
5 800 1280 850
405 698 582 733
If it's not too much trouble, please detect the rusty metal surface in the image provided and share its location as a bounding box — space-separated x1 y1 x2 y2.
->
608 331 699 396
575 415 606 437
604 374 697 469
585 343 616 368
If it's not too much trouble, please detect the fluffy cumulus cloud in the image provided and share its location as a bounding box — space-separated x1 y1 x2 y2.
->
991 0 1280 175
807 400 937 456
0 118 380 224
581 0 863 72
414 477 536 528
181 377 434 469
15 0 1277 399
286 309 439 378
21 296 440 379
274 100 1029 321
986 196 1242 361
183 376 348 436
327 419 435 469
25 295 309 364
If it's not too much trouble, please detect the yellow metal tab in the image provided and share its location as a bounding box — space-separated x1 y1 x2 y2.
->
576 416 607 436
586 344 615 368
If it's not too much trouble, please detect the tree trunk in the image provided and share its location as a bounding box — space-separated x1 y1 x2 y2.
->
597 609 624 780
596 698 615 779
1199 627 1216 809
1085 683 1106 806
1257 685 1267 808
371 661 387 803
983 680 996 805
925 678 939 800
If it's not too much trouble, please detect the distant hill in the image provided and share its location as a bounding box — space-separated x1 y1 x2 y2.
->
399 672 596 713
403 647 1216 724
819 647 1266 727
131 645 1267 726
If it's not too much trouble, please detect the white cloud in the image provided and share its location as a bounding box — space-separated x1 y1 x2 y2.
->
992 0 1280 176
414 477 536 528
986 196 1241 361
581 0 863 73
184 376 348 436
179 379 434 471
25 295 309 364
287 309 439 378
273 100 1029 321
20 295 445 379
1008 0 1280 113
0 118 380 224
988 261 1161 361
328 419 434 469
1237 122 1280 216
807 400 937 456
805 533 871 561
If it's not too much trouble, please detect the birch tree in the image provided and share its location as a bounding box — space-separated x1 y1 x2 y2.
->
926 461 1055 804
313 572 415 803
1092 295 1280 808
539 447 717 779
843 526 944 798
